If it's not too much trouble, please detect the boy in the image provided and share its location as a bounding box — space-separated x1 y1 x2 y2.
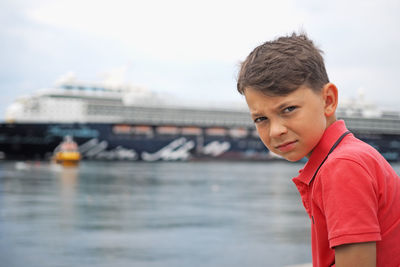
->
236 33 400 266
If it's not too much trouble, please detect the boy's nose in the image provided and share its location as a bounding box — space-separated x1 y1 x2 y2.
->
269 120 288 138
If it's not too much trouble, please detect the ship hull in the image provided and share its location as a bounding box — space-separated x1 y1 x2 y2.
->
0 122 399 162
0 123 270 161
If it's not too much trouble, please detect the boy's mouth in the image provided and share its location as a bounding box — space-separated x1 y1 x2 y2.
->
275 140 298 152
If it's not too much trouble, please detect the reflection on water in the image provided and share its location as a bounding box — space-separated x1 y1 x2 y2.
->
0 161 323 266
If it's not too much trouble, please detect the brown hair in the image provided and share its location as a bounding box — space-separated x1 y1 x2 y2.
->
237 32 329 96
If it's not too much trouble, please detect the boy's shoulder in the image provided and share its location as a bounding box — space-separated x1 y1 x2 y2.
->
330 135 384 164
321 134 393 180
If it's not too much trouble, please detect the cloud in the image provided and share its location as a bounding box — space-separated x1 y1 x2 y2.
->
26 0 307 62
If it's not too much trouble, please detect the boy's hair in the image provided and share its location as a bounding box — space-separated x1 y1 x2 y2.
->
237 32 329 96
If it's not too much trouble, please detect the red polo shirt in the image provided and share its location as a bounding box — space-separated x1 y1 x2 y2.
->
292 120 400 267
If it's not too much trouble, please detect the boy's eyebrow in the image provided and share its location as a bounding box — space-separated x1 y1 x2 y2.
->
250 112 263 118
249 100 297 118
276 100 294 110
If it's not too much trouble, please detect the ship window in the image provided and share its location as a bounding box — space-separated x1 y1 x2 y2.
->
206 127 227 136
156 126 180 135
182 127 202 136
229 128 248 138
132 126 153 136
113 125 132 134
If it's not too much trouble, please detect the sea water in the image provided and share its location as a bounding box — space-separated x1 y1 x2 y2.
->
1 161 398 267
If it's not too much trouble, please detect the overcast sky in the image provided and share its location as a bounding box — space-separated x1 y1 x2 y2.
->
1 0 400 118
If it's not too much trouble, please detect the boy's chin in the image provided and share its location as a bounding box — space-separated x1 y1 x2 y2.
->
269 150 305 162
282 154 306 162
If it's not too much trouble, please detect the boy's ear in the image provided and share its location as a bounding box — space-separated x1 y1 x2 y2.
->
322 83 338 117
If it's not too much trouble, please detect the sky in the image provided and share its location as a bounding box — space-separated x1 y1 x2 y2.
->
1 0 400 119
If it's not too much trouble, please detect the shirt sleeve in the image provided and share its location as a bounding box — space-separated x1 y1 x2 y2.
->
318 158 382 248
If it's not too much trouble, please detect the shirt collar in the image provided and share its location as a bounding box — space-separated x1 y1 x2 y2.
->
292 120 349 185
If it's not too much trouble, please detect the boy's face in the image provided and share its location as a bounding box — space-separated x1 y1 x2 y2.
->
244 85 328 162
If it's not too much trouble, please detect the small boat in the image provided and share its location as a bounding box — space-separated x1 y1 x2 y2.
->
53 135 81 166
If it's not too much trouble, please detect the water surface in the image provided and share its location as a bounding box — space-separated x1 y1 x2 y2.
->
3 161 395 267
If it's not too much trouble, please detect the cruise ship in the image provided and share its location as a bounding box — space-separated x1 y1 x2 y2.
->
1 75 400 161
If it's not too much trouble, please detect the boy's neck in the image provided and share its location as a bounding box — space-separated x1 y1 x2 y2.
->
326 115 337 129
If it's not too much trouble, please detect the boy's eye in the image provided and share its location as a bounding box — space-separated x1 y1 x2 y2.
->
254 117 268 123
283 106 297 113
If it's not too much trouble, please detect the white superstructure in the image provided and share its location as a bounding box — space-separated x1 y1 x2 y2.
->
5 75 250 126
5 75 400 134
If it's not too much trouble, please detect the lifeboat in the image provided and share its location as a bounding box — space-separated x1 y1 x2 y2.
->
53 135 81 166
